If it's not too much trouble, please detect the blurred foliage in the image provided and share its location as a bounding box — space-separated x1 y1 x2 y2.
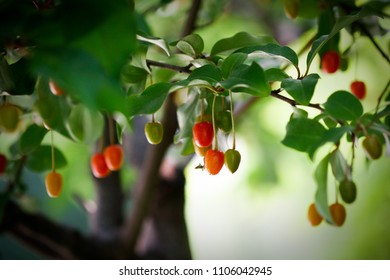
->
1 0 390 259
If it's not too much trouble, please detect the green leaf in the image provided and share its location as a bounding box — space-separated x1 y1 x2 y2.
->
314 154 333 224
221 53 248 78
34 77 72 138
210 32 275 56
121 64 149 94
20 124 48 154
176 34 204 57
281 74 320 105
321 126 353 145
174 89 200 155
66 104 104 144
172 64 222 90
330 149 349 182
220 63 271 96
0 57 35 95
264 68 290 82
26 145 67 172
137 34 170 56
188 64 222 84
31 48 129 115
72 8 136 76
324 91 363 121
281 117 326 158
128 82 171 117
238 43 299 68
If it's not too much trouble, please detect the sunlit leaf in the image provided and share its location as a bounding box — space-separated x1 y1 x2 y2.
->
137 34 170 56
210 32 275 56
330 149 350 182
238 43 299 68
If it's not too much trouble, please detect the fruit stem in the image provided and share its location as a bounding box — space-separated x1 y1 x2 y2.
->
212 94 218 150
152 113 155 123
200 97 204 122
50 129 55 172
229 90 236 150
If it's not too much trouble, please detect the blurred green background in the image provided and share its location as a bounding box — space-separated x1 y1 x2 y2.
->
1 0 390 259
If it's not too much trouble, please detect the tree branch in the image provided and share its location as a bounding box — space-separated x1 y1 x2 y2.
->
121 0 203 258
359 24 390 65
121 94 178 257
146 59 192 74
1 201 126 259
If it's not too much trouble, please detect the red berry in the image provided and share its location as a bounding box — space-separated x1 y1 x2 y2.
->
350 80 366 100
193 121 214 147
321 51 340 74
91 153 111 178
0 154 7 174
205 149 224 175
104 145 124 171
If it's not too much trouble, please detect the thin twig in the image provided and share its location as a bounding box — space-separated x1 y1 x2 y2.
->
359 24 390 65
146 59 192 74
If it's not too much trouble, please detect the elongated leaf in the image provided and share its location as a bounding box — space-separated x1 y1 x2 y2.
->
330 149 349 182
314 154 333 224
26 145 67 172
127 82 171 117
220 63 271 96
324 91 363 121
210 32 275 56
281 117 326 158
281 74 320 105
174 89 199 155
136 34 170 56
20 124 48 154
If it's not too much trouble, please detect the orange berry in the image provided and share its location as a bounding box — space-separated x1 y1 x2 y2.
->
329 203 346 227
204 149 224 175
308 203 323 226
45 171 63 198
